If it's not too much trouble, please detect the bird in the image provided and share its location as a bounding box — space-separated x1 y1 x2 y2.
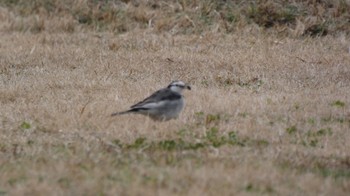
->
111 80 191 121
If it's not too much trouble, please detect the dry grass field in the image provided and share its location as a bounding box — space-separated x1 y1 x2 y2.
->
1 1 350 196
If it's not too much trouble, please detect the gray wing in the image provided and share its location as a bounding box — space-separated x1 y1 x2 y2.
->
130 88 182 109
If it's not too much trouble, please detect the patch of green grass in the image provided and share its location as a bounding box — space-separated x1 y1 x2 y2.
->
205 113 221 125
156 139 204 151
281 5 299 23
158 140 177 151
335 118 345 123
321 116 348 124
331 100 345 108
307 118 315 125
51 143 75 156
7 175 27 187
294 103 300 110
317 168 350 179
316 128 333 136
222 6 237 24
194 112 225 126
0 143 7 153
27 139 35 145
206 127 227 147
286 124 333 148
238 112 248 118
215 76 235 86
278 155 350 180
246 2 300 28
245 183 255 192
127 137 147 149
111 139 122 148
57 177 70 188
253 139 270 147
227 131 238 144
309 139 318 147
244 183 274 193
286 125 297 134
194 111 204 116
307 128 333 137
305 22 328 37
176 128 188 137
237 78 263 89
109 128 256 152
304 128 332 147
200 80 209 87
20 121 31 129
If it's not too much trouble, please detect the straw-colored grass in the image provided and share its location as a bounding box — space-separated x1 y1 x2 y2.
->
1 1 350 195
1 30 349 195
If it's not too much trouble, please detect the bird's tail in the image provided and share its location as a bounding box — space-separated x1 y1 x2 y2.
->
111 108 147 117
111 110 132 117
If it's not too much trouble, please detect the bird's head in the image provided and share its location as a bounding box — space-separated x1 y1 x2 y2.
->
167 80 191 93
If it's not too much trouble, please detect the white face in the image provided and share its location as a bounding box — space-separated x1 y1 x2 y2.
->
168 81 191 93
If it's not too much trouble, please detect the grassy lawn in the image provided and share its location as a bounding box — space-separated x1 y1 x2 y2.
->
0 1 350 195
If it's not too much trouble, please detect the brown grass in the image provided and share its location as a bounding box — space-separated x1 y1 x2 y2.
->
1 30 349 195
1 1 350 195
0 0 350 35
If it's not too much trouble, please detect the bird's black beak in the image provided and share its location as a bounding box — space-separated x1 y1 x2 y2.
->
186 85 191 90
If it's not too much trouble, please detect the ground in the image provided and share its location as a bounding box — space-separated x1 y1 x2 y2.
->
0 1 350 195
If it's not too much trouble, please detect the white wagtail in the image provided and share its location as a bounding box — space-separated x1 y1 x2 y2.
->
111 80 191 121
